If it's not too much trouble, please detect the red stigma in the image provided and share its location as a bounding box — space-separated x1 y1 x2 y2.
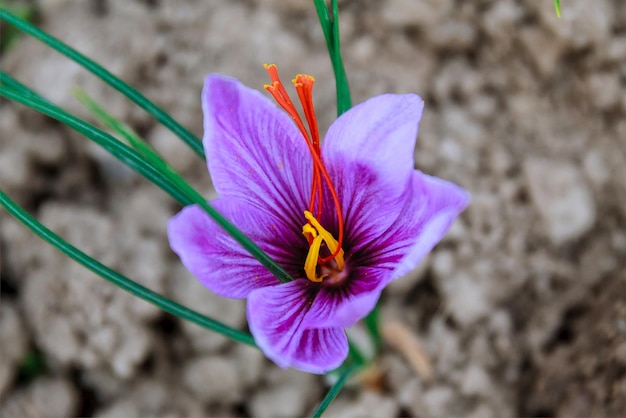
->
264 64 344 263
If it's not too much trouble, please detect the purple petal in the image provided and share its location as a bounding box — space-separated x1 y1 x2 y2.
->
167 199 306 299
363 170 470 282
388 172 470 279
202 75 311 228
322 159 405 257
322 93 424 200
247 280 348 374
303 266 384 329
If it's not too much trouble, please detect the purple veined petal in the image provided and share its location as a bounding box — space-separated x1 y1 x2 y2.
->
247 280 349 374
363 170 470 283
389 172 470 279
322 93 424 201
321 158 407 257
202 74 312 228
302 266 386 329
167 199 306 299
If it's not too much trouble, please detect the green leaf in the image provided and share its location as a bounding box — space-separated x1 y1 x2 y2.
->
0 190 257 347
0 80 293 284
0 9 205 159
72 86 169 170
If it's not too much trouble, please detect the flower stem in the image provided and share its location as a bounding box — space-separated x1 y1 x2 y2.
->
313 0 352 116
310 363 359 418
0 190 257 347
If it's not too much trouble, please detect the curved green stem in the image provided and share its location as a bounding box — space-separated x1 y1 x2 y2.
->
313 0 351 116
0 72 48 103
0 190 256 347
310 363 359 418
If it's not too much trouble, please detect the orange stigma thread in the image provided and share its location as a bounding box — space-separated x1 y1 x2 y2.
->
264 64 345 282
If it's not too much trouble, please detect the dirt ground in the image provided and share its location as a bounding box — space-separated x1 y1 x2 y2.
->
1 0 625 416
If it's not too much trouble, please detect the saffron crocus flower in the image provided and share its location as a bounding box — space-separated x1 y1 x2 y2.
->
168 65 469 374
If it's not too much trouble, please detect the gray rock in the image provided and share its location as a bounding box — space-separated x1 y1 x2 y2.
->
387 253 430 295
94 380 204 418
0 378 78 418
323 390 398 418
183 356 242 404
533 0 613 50
519 26 563 78
524 158 596 245
439 271 492 326
168 264 246 354
382 0 453 29
250 368 321 418
21 203 164 379
460 364 493 397
0 301 28 399
233 344 266 388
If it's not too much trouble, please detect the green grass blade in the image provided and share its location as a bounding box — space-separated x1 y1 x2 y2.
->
72 87 169 170
0 190 257 347
310 363 359 418
313 0 352 116
0 83 293 283
554 0 561 18
0 9 205 159
313 0 332 47
329 0 351 114
0 71 49 103
1 82 193 206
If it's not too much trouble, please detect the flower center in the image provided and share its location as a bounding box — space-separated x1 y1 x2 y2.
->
302 211 344 282
264 64 345 283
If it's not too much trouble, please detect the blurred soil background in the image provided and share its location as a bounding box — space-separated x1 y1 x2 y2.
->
1 0 625 416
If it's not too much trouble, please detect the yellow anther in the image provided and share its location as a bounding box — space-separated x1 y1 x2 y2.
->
304 234 325 282
302 210 344 277
302 223 317 243
304 211 344 270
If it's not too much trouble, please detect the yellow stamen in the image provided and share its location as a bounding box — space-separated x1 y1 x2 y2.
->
304 211 345 269
301 211 345 282
302 223 317 245
304 235 326 282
